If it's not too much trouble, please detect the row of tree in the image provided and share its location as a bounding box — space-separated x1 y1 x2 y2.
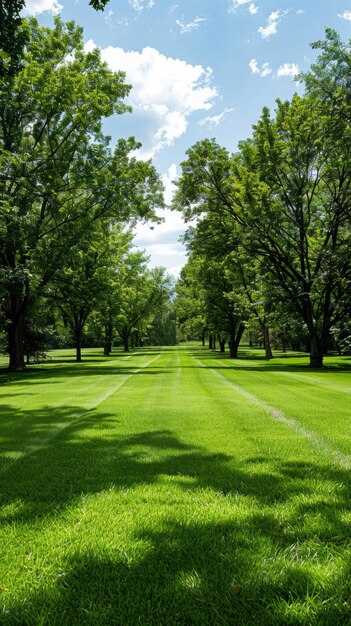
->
174 29 351 368
0 12 174 370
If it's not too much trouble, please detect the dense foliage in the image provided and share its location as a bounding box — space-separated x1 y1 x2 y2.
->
0 15 175 370
174 29 351 367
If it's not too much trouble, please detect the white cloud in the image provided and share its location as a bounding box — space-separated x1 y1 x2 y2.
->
176 17 207 34
249 58 272 77
229 0 258 14
129 0 155 14
199 107 234 128
258 10 288 38
24 0 62 15
86 42 218 159
133 163 187 276
162 163 178 206
276 63 299 78
338 10 351 20
297 9 304 15
145 243 184 257
249 3 258 14
105 9 114 26
249 58 259 74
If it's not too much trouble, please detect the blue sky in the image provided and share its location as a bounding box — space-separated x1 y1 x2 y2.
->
24 0 351 275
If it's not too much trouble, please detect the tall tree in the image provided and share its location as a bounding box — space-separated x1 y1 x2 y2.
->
174 77 351 368
0 18 163 371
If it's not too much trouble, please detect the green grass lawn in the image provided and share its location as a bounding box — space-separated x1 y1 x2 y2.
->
1 345 351 625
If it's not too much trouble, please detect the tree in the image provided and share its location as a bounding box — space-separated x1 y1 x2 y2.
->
89 0 110 8
0 0 27 78
175 259 206 344
174 75 351 368
176 251 246 358
0 18 163 371
114 256 172 352
50 221 115 362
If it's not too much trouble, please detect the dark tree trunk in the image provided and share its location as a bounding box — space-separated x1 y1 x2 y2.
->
7 282 29 372
202 330 205 347
263 324 273 360
122 332 130 352
219 339 225 353
213 335 216 350
8 311 26 371
103 320 113 356
209 333 213 350
76 331 82 362
229 323 245 359
309 334 324 368
72 309 89 362
249 332 253 348
104 340 111 356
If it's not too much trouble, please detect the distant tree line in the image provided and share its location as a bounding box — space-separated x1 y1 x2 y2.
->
0 9 175 371
174 29 351 368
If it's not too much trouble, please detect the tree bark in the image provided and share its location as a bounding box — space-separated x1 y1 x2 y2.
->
219 339 225 353
229 323 245 359
263 324 273 360
8 311 26 371
103 320 113 356
208 333 213 350
76 331 82 362
7 284 29 372
309 334 324 368
121 330 130 352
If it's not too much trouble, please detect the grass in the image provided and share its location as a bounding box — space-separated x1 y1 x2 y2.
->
0 345 351 624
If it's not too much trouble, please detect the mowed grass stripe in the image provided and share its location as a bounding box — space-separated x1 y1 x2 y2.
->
0 349 163 473
193 354 351 470
1 346 351 625
193 347 351 459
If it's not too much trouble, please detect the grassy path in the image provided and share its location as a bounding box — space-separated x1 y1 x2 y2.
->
0 346 351 624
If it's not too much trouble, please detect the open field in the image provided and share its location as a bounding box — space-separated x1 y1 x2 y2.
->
1 345 351 625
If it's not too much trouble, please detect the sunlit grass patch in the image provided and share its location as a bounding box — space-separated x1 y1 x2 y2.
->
0 345 350 624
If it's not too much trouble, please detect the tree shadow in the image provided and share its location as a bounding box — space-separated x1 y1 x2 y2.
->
2 514 351 624
187 348 351 373
1 407 351 623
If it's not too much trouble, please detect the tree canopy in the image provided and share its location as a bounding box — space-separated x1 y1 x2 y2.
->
174 29 351 367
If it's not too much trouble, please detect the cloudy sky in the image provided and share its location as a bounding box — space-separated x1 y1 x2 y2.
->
24 0 351 276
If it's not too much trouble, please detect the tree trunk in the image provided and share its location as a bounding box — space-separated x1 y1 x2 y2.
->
103 340 111 356
309 334 324 368
263 324 273 360
219 339 225 353
209 333 213 350
213 335 216 350
76 331 82 362
8 312 26 371
103 320 112 356
122 332 130 352
229 323 245 359
249 332 253 348
7 279 30 372
202 330 205 347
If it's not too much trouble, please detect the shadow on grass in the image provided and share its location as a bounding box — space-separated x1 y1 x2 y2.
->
5 520 351 625
187 348 351 373
1 407 351 623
